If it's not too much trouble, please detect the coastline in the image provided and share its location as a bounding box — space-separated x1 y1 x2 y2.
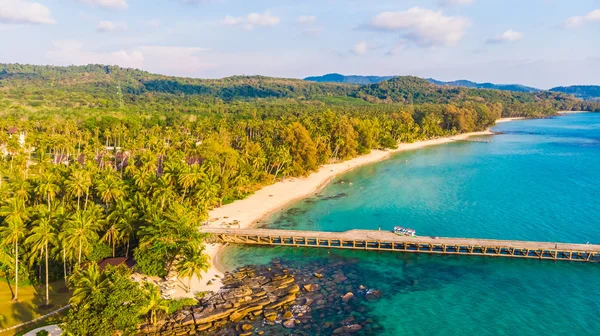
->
189 117 523 295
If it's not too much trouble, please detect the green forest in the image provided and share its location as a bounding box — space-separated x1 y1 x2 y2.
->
0 63 599 334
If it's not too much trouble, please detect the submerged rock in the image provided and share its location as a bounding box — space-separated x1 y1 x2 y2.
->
341 292 354 302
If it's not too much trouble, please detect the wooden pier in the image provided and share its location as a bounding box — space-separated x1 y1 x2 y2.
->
202 228 600 263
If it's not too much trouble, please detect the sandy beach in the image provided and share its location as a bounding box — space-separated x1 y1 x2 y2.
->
181 117 522 296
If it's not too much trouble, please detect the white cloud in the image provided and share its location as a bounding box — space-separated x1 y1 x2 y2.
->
77 0 128 10
486 29 524 44
96 20 127 32
47 40 144 68
563 9 600 28
0 0 56 25
440 0 475 5
297 15 316 25
368 7 470 47
45 41 215 75
222 11 280 29
352 41 369 55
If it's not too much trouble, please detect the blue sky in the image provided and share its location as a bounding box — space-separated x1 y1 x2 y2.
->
1 0 599 88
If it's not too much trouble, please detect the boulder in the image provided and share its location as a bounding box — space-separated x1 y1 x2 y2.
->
303 284 320 292
241 324 253 331
333 324 362 334
195 323 212 332
181 314 195 326
341 292 354 302
365 289 381 301
283 319 296 329
283 311 293 319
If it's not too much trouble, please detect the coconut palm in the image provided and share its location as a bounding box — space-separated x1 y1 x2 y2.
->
61 209 101 265
178 164 205 202
69 263 109 308
95 173 126 207
151 176 176 210
35 173 60 211
25 208 57 306
0 198 29 301
65 169 92 210
175 245 209 293
140 282 169 326
107 198 138 257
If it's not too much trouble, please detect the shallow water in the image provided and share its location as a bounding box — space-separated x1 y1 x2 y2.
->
221 113 600 335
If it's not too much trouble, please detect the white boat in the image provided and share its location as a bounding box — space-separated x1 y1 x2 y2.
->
393 226 416 236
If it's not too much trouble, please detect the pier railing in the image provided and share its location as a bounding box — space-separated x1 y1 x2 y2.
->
201 228 600 263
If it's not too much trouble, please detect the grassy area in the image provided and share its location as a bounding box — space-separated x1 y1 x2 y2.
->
316 95 374 106
0 279 70 333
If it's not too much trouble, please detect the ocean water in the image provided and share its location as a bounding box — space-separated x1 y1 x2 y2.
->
221 113 600 335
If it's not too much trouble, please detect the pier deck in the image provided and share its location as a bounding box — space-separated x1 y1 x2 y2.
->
201 228 600 263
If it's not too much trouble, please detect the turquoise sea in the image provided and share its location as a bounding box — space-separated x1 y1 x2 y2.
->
221 113 600 335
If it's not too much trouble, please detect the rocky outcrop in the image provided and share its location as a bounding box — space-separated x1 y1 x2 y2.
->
138 259 383 335
137 266 301 335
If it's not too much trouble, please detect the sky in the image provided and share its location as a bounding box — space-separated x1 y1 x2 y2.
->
0 0 599 89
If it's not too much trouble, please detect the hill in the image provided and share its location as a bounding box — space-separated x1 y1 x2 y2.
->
549 85 600 101
304 73 394 85
0 64 354 102
1 64 598 117
427 78 541 93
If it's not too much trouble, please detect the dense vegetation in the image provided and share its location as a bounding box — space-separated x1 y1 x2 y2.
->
550 85 600 101
0 63 598 333
427 78 541 93
304 73 394 85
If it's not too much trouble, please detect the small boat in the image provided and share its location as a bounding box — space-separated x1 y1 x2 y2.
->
393 226 416 236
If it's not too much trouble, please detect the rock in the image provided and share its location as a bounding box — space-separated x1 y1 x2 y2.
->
229 301 267 322
195 323 212 332
193 307 237 325
333 324 362 334
283 319 296 328
365 289 381 301
313 273 323 278
258 331 264 335
283 311 293 319
181 314 195 326
241 324 253 331
341 292 354 302
303 284 320 292
265 293 297 310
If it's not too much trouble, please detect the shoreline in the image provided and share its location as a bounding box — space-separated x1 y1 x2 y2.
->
188 117 523 295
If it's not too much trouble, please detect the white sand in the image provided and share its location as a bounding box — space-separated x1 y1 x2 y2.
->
181 118 520 297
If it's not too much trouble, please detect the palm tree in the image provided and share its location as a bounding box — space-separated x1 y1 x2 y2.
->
61 209 101 265
35 173 60 211
178 164 205 202
102 223 119 258
95 174 126 207
107 198 138 257
175 245 209 293
151 176 176 210
65 169 92 210
0 198 29 301
25 209 57 306
69 263 109 309
140 282 169 326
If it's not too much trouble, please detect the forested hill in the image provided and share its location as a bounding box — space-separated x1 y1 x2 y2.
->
427 78 541 93
1 63 599 115
304 73 541 93
0 64 355 101
304 73 394 85
550 85 600 101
